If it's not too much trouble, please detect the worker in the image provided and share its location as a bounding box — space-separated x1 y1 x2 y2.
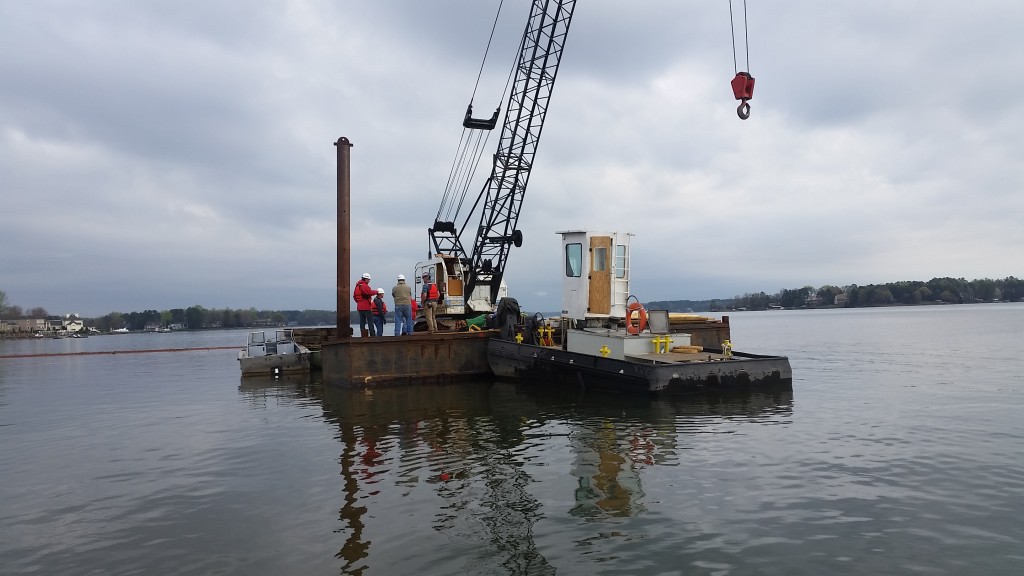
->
391 274 414 336
410 295 418 329
353 272 376 337
421 272 439 333
372 288 388 337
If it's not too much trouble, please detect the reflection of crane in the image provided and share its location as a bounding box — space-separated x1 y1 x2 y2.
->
418 0 578 317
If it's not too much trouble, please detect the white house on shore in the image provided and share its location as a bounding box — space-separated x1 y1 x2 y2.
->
63 314 85 333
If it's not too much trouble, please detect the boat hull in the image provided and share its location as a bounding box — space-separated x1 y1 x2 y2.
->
488 338 791 395
238 350 311 376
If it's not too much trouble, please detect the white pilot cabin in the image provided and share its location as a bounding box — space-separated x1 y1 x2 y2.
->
558 230 633 326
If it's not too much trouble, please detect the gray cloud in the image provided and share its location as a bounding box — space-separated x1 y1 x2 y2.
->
2 0 1022 316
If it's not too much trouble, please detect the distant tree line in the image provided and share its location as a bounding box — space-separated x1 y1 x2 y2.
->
728 276 1023 311
0 292 339 331
88 307 339 331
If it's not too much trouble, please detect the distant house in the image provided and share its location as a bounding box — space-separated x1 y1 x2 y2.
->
17 318 51 332
63 314 85 333
834 293 849 307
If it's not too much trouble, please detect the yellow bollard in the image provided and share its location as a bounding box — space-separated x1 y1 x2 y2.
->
515 332 524 344
651 334 675 352
599 345 611 358
722 339 733 357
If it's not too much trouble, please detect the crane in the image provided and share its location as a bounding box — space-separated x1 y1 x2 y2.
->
416 0 753 321
416 0 578 318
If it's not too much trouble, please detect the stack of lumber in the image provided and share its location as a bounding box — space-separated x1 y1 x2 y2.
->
658 313 730 349
667 313 720 326
670 345 704 354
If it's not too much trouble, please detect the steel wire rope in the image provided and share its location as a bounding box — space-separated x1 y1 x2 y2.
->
443 130 484 222
455 18 527 249
439 1 507 224
468 8 535 231
729 0 751 74
451 132 489 221
457 0 524 225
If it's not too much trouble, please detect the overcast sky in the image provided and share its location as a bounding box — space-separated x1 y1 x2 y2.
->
2 1 1022 317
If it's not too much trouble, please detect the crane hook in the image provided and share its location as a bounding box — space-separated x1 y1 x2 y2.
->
730 72 755 121
737 99 751 120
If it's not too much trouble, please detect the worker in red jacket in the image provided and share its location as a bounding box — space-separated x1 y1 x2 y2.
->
353 272 376 337
372 288 388 337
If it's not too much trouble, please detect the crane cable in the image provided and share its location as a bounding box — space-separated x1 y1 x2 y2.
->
729 0 750 75
455 16 525 236
439 0 507 224
728 0 755 120
471 0 506 103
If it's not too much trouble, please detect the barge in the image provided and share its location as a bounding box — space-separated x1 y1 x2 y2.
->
487 230 792 394
488 334 792 394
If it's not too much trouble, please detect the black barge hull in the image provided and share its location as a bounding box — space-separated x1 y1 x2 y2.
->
488 339 792 395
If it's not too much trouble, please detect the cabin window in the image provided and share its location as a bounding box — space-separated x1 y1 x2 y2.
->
615 244 627 278
593 246 608 272
565 243 582 277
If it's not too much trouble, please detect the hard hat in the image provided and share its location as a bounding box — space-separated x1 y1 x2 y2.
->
397 274 405 281
361 272 371 280
377 288 385 294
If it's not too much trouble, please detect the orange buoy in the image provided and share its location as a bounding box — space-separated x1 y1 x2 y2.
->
626 301 648 335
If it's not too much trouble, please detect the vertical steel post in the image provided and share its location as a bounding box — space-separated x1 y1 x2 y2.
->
335 137 353 338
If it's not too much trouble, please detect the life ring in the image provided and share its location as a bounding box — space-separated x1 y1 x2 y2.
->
626 301 647 335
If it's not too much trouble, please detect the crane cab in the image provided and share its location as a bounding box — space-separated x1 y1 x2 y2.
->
558 230 633 326
414 254 508 316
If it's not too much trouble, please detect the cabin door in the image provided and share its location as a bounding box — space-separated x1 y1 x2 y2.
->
588 236 612 315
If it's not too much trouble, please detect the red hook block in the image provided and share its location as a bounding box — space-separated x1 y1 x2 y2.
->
731 72 755 101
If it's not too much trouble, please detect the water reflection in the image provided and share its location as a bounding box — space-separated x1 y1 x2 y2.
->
236 372 321 407
308 381 792 575
527 385 794 521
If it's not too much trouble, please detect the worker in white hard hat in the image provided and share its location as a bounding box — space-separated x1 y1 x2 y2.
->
353 272 376 337
372 288 388 337
391 273 414 335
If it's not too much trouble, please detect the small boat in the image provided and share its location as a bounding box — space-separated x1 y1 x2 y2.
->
111 327 129 334
238 329 311 376
487 230 792 395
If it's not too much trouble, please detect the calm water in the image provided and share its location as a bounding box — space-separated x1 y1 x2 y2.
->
2 305 1023 575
